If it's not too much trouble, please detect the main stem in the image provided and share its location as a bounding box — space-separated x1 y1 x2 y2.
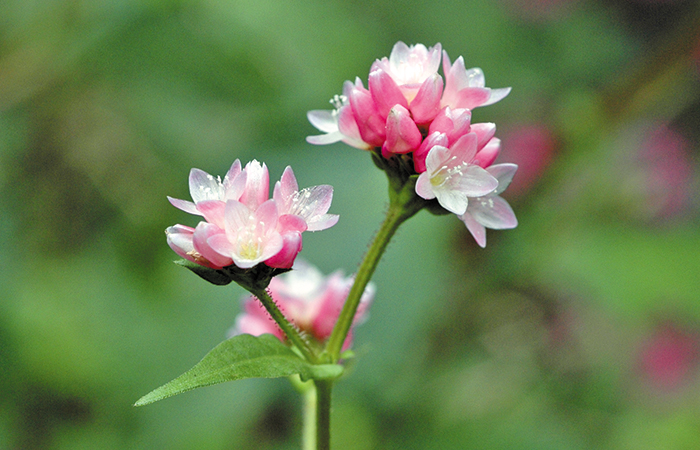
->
324 175 424 361
314 380 333 450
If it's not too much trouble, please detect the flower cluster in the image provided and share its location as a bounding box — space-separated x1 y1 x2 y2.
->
166 160 338 270
307 42 518 246
231 261 374 350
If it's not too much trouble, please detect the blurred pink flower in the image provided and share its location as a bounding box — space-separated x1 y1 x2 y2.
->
166 160 338 270
638 321 700 391
231 261 374 350
497 124 557 196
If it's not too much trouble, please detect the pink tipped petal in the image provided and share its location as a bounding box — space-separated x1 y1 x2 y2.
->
189 168 224 203
368 69 409 119
276 166 299 201
167 197 200 216
240 160 270 209
474 138 501 168
460 213 487 248
409 74 444 124
468 196 518 229
383 105 422 154
307 214 339 232
471 123 497 149
487 163 518 194
222 160 242 188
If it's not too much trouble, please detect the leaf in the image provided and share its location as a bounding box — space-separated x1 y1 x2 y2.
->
174 259 232 286
135 334 343 406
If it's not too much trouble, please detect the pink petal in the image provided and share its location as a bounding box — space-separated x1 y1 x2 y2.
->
368 69 409 119
449 87 492 110
471 123 496 149
240 160 270 210
460 213 487 248
474 138 500 169
482 87 511 106
414 132 449 173
347 81 386 147
449 133 479 163
196 200 226 228
409 74 444 124
193 222 233 268
415 172 437 200
264 231 303 269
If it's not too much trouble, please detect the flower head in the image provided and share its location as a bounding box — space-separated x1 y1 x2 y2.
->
231 261 374 350
166 160 338 270
306 41 517 246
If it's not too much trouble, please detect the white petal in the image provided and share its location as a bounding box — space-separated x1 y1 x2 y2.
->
487 163 518 194
435 188 468 215
307 110 340 133
481 87 511 107
167 197 200 215
465 67 485 87
415 172 437 200
468 195 518 229
307 131 345 145
189 168 224 203
452 165 499 197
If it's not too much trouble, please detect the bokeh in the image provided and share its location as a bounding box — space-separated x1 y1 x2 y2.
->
1 0 699 449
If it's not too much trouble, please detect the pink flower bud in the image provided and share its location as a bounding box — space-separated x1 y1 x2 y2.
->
382 104 422 156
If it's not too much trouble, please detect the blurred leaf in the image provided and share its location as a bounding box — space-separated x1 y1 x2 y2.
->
135 334 342 406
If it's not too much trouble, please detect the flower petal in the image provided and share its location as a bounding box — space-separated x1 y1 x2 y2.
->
167 196 200 216
460 213 487 248
468 195 518 229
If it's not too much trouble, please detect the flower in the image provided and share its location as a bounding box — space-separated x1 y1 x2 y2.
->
166 160 338 270
415 133 499 215
231 261 374 350
458 163 519 247
306 41 518 246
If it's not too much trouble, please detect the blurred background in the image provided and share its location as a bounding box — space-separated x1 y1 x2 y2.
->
1 0 700 448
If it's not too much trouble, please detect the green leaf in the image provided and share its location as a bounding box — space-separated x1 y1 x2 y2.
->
135 334 342 406
174 259 232 286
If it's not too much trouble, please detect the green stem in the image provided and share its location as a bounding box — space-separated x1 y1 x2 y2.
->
314 380 333 450
301 381 317 450
250 288 317 363
324 175 425 361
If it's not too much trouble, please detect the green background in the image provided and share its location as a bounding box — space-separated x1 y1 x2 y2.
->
1 0 699 448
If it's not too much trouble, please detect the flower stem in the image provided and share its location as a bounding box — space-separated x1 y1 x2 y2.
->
314 380 333 450
324 174 425 361
250 288 318 363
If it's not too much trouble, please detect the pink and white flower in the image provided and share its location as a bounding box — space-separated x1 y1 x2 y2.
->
441 51 511 110
166 160 338 270
231 260 374 350
459 163 518 247
415 133 499 215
